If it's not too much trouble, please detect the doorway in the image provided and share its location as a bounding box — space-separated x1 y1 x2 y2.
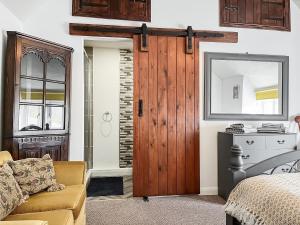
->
84 38 134 199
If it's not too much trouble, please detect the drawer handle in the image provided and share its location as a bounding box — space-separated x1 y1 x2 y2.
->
277 140 285 144
246 140 255 145
242 155 250 160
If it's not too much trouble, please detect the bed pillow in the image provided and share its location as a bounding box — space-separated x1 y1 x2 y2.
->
0 163 27 220
7 154 65 196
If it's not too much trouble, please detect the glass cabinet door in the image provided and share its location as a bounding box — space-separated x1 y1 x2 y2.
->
19 52 67 132
46 58 66 81
45 57 66 130
20 78 44 103
21 53 44 78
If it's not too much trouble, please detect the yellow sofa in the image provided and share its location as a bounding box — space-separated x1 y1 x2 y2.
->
0 151 86 225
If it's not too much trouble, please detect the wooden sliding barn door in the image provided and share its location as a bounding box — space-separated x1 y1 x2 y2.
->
133 35 200 197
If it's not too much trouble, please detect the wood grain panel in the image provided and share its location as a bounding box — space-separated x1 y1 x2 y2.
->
176 37 186 194
220 0 290 31
133 35 200 197
185 40 195 194
157 36 168 195
148 36 159 196
238 0 246 24
133 35 142 197
194 38 200 194
167 37 177 195
245 0 254 24
139 43 150 196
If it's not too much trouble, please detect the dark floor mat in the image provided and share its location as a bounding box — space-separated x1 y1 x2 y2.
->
87 177 124 197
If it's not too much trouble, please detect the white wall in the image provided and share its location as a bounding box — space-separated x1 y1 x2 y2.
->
0 0 298 194
93 47 120 170
242 77 256 114
211 72 222 113
0 2 23 149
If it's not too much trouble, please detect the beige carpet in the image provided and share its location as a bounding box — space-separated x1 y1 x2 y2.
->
87 195 226 225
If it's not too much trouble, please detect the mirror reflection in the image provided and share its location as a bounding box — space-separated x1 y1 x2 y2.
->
45 106 64 130
46 82 65 105
46 58 65 81
20 78 44 103
211 60 282 115
21 53 44 78
19 105 43 131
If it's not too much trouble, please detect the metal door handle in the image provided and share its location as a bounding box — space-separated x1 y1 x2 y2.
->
277 140 285 144
246 140 254 145
242 155 250 160
138 99 143 117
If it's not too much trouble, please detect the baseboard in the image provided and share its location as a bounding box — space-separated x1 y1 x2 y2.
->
200 186 218 195
89 168 132 177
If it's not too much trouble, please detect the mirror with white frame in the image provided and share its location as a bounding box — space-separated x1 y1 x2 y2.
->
204 53 289 121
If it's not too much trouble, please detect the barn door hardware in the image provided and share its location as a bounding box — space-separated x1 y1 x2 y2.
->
186 26 194 54
140 23 149 52
70 23 238 46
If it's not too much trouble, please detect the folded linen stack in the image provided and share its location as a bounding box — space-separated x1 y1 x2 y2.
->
257 123 286 133
225 124 257 134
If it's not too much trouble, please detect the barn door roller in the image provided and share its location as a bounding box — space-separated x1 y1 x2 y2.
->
140 23 149 52
186 26 194 54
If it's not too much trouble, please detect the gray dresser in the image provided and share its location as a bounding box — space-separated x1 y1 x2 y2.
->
218 132 297 199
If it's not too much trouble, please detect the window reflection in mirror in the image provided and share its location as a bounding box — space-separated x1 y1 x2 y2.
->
211 60 283 115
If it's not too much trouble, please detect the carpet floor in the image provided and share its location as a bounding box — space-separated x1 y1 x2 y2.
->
87 195 226 225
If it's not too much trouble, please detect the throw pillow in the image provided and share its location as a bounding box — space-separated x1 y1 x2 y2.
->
0 163 27 220
7 154 65 196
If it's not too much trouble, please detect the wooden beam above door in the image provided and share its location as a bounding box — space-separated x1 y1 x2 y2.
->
69 23 238 43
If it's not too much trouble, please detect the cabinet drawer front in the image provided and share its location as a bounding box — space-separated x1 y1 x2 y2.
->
266 135 296 150
241 149 268 164
234 136 265 150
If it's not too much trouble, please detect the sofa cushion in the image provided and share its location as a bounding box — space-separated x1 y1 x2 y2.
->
5 210 73 225
12 185 86 220
0 163 27 220
7 155 65 195
0 221 48 225
0 151 13 166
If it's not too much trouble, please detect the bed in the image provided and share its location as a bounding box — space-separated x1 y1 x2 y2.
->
225 145 300 225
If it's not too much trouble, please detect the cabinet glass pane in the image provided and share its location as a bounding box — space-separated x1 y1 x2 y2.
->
19 105 43 131
46 58 65 81
46 82 65 105
20 78 44 103
21 53 44 78
45 106 64 130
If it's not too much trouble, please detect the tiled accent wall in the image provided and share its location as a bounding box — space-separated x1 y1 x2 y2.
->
119 49 134 168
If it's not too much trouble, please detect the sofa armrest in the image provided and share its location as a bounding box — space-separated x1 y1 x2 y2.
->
53 161 86 186
0 221 47 225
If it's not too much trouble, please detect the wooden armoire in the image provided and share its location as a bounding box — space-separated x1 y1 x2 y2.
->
2 32 73 161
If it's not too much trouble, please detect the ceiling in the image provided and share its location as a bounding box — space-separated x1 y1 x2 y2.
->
0 0 48 21
212 60 281 89
84 39 133 50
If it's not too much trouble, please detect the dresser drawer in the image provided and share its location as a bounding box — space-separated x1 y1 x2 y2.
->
234 136 265 150
266 135 296 150
241 149 268 164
